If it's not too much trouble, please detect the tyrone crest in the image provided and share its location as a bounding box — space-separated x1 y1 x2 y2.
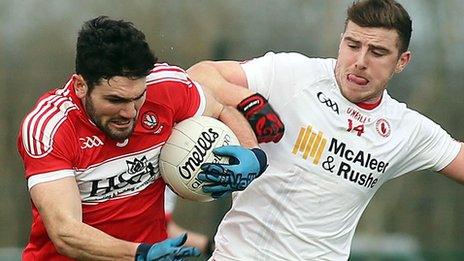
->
375 118 391 138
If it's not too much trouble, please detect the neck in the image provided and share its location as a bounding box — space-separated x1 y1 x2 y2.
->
355 95 382 110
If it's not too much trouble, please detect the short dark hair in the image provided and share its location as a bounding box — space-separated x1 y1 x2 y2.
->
345 0 412 53
75 16 157 90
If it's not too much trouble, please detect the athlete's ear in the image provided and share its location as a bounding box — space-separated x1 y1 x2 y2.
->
394 51 411 74
73 74 88 98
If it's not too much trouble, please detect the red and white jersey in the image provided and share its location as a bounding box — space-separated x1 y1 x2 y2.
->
17 63 206 260
212 52 461 260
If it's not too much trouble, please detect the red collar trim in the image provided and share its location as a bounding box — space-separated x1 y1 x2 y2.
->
355 97 382 110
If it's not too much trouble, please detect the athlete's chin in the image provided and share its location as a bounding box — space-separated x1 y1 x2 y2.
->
109 131 132 141
345 92 378 104
105 125 134 141
340 88 365 103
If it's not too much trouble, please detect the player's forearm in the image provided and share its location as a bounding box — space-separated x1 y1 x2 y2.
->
219 105 258 148
440 142 464 184
185 232 208 253
167 222 208 253
188 61 253 106
49 218 138 260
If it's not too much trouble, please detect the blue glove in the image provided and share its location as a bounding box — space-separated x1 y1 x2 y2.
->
135 233 201 261
198 145 267 198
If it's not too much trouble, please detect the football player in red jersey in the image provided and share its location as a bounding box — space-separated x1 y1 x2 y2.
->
17 16 270 261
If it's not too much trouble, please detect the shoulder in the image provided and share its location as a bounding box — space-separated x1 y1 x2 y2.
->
253 52 334 71
19 88 79 158
145 62 203 101
283 52 336 80
382 95 443 136
241 52 337 98
146 63 191 87
143 63 204 117
145 63 197 98
245 51 336 82
383 95 424 120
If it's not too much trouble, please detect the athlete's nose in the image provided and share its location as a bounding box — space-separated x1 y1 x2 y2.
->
355 49 368 70
119 101 137 119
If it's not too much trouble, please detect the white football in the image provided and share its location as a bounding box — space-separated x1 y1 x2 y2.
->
160 116 239 202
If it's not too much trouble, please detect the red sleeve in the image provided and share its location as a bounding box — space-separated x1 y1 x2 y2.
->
146 63 206 123
17 111 77 184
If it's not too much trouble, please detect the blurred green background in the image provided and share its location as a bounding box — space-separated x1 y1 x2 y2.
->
1 1 463 260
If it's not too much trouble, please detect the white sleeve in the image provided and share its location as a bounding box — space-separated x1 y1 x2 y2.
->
28 170 75 190
240 52 328 104
241 52 277 98
390 114 460 179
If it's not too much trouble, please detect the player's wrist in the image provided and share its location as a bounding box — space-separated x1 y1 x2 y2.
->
135 243 151 261
237 93 266 116
251 147 268 174
237 93 285 144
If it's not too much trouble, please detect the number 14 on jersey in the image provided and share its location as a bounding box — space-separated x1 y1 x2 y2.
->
347 119 364 136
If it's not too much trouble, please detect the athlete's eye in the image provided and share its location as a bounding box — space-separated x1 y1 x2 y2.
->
107 98 126 104
372 50 385 57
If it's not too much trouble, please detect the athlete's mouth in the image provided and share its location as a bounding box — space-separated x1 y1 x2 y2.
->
110 119 132 128
347 74 369 86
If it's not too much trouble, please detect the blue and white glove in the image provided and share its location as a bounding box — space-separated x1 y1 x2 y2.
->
198 145 268 198
135 233 201 261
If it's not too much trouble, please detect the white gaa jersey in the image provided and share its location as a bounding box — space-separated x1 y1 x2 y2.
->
211 52 460 261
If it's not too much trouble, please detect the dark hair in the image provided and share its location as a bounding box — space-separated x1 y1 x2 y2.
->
75 16 157 90
345 0 412 53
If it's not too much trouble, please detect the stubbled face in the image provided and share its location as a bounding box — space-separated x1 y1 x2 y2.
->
75 76 147 141
335 21 411 103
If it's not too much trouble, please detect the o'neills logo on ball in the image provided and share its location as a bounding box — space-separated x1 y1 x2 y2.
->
178 128 220 179
376 118 391 137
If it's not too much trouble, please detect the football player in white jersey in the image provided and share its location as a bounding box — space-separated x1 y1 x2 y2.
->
17 16 268 261
188 0 464 260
